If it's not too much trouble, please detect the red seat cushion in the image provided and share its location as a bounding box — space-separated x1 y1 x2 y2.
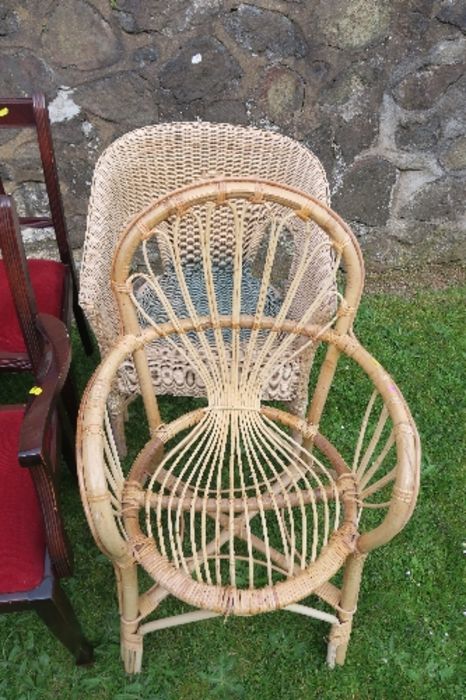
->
0 408 46 593
0 259 66 354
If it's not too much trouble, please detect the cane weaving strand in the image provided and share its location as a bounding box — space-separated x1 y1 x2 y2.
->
124 406 345 602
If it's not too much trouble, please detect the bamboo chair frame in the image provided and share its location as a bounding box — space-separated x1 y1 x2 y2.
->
77 179 420 673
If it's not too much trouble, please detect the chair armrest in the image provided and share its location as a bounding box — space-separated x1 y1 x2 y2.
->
356 396 421 553
18 313 71 467
18 313 73 578
329 335 421 554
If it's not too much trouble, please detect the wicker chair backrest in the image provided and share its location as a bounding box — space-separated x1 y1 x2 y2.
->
111 178 363 431
80 122 332 356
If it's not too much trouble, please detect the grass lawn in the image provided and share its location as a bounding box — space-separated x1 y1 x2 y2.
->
0 285 464 700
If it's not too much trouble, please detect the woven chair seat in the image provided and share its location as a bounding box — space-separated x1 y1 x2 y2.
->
117 339 302 402
136 261 282 321
122 404 357 616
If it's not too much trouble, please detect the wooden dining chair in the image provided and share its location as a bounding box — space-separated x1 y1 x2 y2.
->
0 197 92 663
0 92 93 364
0 195 78 459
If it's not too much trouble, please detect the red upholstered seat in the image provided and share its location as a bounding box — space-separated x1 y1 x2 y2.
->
0 408 46 593
0 259 66 354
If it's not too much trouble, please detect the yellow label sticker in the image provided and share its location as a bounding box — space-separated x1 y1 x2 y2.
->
29 386 43 396
0 107 9 118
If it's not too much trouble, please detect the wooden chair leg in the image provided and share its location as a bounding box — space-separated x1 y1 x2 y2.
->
327 552 367 668
62 371 79 429
57 398 77 477
57 370 79 476
110 411 128 459
73 298 94 356
34 580 93 665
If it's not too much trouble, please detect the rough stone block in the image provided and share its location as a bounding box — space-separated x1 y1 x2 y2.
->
439 135 466 171
42 0 122 70
160 37 242 103
261 68 304 125
333 158 398 227
401 177 466 221
223 4 307 58
317 0 391 50
0 50 56 97
11 182 49 218
75 73 158 126
392 64 464 110
437 1 466 32
0 4 18 36
395 115 441 151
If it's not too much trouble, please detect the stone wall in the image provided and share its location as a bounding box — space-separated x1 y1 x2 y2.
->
1 0 465 269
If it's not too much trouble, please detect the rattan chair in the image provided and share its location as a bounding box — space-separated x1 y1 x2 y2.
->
77 179 420 673
79 123 333 451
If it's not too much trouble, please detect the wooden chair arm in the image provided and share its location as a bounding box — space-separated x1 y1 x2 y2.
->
18 313 73 578
18 313 71 466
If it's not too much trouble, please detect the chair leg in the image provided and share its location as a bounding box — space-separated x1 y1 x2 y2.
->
73 299 94 356
110 411 128 459
57 370 80 476
62 371 79 429
34 580 93 665
115 563 143 674
57 398 77 477
327 552 367 668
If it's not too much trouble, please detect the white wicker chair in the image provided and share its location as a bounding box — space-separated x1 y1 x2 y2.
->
79 123 334 449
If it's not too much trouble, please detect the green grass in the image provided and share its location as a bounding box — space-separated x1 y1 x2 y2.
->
0 286 465 699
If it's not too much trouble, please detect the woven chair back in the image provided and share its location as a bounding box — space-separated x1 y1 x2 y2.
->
80 123 331 359
111 178 363 420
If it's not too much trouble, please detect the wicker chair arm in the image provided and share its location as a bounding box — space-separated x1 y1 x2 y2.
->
336 336 420 554
355 402 420 554
77 340 134 564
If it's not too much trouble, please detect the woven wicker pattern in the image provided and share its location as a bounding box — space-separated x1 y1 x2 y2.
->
80 122 331 411
120 260 301 402
77 179 420 674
